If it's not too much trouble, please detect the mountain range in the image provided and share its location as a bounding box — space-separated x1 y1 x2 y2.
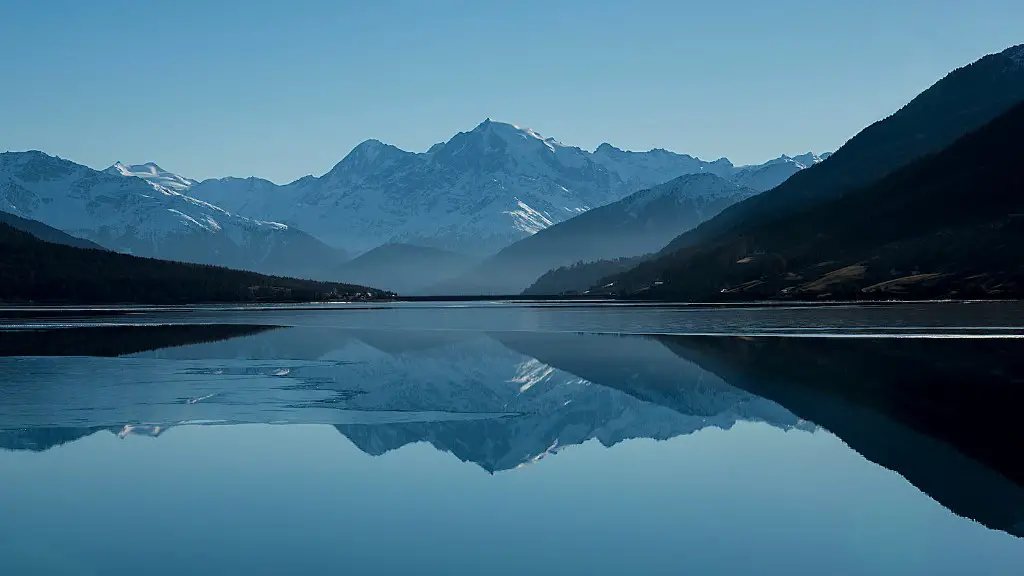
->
0 221 384 304
430 172 761 294
553 43 1024 299
0 152 346 279
1 122 820 292
183 120 821 257
5 44 1022 300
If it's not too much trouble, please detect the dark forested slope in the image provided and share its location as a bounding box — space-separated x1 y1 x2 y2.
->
606 44 1024 295
0 224 388 304
611 98 1024 300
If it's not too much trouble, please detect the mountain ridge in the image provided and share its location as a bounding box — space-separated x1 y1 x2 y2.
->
430 172 760 295
173 120 823 255
0 151 348 279
599 42 1024 297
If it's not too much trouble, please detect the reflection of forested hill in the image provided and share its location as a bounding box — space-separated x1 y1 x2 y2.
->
0 324 277 357
656 335 1024 538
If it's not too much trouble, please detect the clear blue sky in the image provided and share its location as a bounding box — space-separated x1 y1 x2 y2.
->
1 0 1021 183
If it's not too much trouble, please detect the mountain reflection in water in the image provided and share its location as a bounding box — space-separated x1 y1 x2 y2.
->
1 319 1023 542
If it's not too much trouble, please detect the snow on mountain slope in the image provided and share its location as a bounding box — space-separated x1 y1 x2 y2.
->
104 161 198 192
185 119 825 255
190 120 622 254
0 151 346 278
729 154 824 192
429 173 760 295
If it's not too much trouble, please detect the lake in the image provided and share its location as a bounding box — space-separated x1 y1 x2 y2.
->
2 302 1023 574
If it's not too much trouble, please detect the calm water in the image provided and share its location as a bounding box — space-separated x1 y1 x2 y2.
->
1 302 1023 574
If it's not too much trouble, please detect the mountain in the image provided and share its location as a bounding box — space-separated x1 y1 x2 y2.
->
333 243 476 295
524 256 645 296
729 153 823 192
600 43 1024 296
431 173 758 294
104 161 198 192
627 98 1024 300
186 120 822 255
0 151 347 278
0 223 386 304
0 210 105 250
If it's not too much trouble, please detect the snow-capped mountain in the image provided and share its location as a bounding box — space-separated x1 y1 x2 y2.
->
730 153 824 191
0 151 346 278
183 119 825 256
590 142 735 190
104 161 198 192
429 173 760 295
189 120 619 255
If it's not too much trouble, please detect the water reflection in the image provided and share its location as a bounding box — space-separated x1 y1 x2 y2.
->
1 318 1023 574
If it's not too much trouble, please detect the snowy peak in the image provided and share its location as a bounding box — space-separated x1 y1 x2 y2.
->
179 119 823 255
435 118 583 167
105 161 198 192
473 119 567 151
789 152 825 169
1 150 343 278
324 138 415 180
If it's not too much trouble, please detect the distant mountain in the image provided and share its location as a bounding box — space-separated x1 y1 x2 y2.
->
185 120 821 255
0 210 105 250
430 173 758 295
601 43 1024 296
729 153 823 192
0 151 347 278
616 96 1024 300
0 223 385 304
333 243 476 295
104 161 198 192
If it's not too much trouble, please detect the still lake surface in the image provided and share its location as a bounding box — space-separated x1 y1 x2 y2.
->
2 301 1024 574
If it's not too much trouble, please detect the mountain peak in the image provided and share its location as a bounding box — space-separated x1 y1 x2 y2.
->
104 161 196 191
328 138 411 176
468 119 564 149
594 142 621 155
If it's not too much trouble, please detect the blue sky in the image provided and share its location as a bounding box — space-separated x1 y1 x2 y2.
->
1 0 1021 183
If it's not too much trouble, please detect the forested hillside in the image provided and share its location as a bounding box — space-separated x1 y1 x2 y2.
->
0 224 388 304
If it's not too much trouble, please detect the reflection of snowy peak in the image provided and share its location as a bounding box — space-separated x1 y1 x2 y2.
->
313 330 806 471
186 120 825 255
0 151 345 277
0 326 807 473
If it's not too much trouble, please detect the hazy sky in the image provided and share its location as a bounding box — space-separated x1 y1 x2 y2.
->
1 0 1021 183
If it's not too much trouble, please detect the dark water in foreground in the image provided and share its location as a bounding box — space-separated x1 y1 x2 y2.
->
1 302 1023 574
